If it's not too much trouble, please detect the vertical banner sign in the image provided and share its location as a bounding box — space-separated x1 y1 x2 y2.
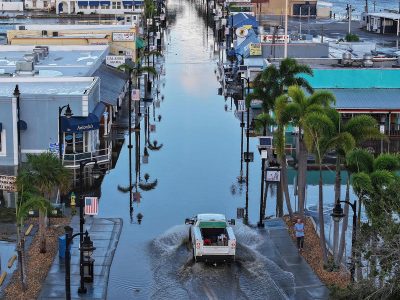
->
132 89 140 101
249 43 262 56
106 55 126 68
237 100 246 112
84 197 99 215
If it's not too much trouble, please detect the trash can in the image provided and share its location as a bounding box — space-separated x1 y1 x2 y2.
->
58 236 66 258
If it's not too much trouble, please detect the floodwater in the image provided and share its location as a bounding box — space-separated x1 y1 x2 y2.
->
97 0 298 298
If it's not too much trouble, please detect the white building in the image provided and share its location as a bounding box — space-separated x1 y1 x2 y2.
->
56 0 143 16
24 0 55 10
0 0 24 11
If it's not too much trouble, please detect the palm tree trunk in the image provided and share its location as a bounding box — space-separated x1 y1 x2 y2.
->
318 161 328 264
39 209 46 253
262 182 268 220
16 224 27 291
337 174 350 264
297 137 307 217
280 154 293 218
276 183 284 217
333 156 341 263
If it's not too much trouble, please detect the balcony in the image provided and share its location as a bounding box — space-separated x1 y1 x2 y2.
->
62 145 112 169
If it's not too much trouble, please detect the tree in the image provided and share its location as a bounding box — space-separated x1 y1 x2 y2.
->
247 58 313 112
304 109 344 264
17 153 70 253
332 115 383 264
285 86 335 218
274 95 294 218
254 112 274 136
15 186 51 290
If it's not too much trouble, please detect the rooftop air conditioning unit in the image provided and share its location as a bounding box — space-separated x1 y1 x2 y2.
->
33 48 46 60
35 46 49 56
363 54 373 67
18 25 26 30
341 52 353 66
24 53 39 63
16 60 34 72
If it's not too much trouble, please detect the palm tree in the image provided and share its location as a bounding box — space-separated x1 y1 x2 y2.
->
247 58 313 112
304 110 340 264
331 115 382 264
17 153 70 253
274 94 294 218
285 86 335 218
254 112 274 136
14 188 50 291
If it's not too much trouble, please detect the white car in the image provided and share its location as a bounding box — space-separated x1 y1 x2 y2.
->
185 213 236 263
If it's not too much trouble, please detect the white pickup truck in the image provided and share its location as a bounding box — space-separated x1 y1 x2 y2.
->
185 213 236 263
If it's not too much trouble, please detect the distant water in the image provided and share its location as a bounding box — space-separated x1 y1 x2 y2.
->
330 0 399 15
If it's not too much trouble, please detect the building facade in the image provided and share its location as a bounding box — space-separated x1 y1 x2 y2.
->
0 0 24 11
55 0 143 16
254 0 317 16
24 0 55 10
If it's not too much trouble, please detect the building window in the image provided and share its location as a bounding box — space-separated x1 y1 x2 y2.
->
79 5 88 8
112 1 116 8
0 130 5 155
90 5 98 8
64 131 90 154
43 1 48 7
101 4 108 8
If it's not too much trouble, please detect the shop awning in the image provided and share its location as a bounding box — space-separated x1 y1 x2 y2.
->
61 102 106 133
134 0 143 5
77 1 88 5
89 1 99 5
99 0 110 4
122 0 133 5
18 120 27 130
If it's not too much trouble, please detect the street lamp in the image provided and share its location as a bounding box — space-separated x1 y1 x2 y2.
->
13 85 21 166
78 159 102 294
64 227 95 300
58 104 73 161
242 77 251 222
331 200 357 282
257 149 268 228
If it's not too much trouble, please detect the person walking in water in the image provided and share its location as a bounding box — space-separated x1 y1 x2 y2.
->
294 218 305 251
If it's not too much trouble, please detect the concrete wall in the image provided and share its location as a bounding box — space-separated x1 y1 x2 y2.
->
0 96 17 166
256 0 317 16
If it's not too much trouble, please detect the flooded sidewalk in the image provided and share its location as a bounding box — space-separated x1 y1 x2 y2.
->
38 217 122 300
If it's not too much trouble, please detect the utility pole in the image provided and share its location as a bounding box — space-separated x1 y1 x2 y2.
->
284 0 288 58
348 4 352 34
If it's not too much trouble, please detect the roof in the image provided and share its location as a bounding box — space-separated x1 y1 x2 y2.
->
327 88 400 111
0 45 108 76
0 77 96 97
365 12 400 20
18 24 135 31
197 214 226 221
93 63 128 106
227 13 258 28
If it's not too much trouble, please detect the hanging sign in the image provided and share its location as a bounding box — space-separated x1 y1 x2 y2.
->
106 55 126 68
132 89 140 101
260 34 289 43
237 100 246 112
0 175 17 192
266 168 281 182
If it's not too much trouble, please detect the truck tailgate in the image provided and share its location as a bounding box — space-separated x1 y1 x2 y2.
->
202 246 230 255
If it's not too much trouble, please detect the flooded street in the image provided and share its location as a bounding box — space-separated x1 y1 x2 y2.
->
97 0 296 298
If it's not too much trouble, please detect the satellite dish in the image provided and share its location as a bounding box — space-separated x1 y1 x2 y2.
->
236 27 249 38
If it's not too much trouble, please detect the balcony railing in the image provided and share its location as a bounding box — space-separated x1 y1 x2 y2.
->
62 145 112 169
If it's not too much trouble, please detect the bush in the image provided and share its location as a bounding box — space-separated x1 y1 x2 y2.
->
345 33 360 42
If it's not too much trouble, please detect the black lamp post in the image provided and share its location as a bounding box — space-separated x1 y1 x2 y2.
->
78 159 102 294
65 227 95 300
242 77 251 222
257 150 267 228
331 200 357 282
58 104 73 161
13 85 21 165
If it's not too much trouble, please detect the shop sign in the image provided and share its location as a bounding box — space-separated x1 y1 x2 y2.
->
260 34 289 43
249 43 262 56
106 55 126 68
0 175 17 192
112 32 135 41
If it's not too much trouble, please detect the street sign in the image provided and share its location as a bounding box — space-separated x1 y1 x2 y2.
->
258 136 273 149
112 32 135 41
0 175 16 192
266 168 281 182
237 100 246 112
106 55 126 68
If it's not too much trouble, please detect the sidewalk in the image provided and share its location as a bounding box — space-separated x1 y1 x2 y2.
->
260 219 329 300
38 216 122 300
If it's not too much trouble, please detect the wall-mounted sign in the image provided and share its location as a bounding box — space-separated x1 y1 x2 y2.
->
0 175 17 192
112 32 135 41
249 43 262 56
106 55 126 68
260 34 289 43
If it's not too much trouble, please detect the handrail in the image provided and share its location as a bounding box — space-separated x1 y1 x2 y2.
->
63 145 112 168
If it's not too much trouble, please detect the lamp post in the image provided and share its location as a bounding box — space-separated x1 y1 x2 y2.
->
242 77 251 222
13 85 21 166
78 159 102 294
58 104 73 161
331 200 357 282
65 227 96 300
258 149 267 227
